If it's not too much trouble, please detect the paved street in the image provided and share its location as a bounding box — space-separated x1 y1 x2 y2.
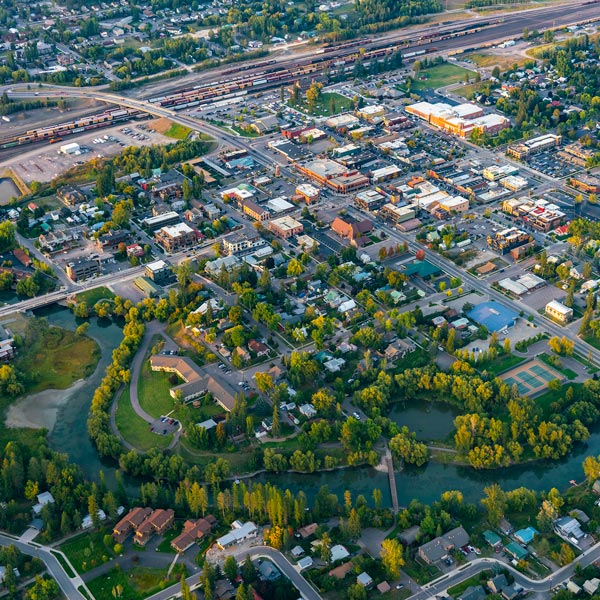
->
0 533 89 599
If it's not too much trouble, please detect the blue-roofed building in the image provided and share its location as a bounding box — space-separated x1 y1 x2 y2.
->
515 526 538 544
466 301 518 332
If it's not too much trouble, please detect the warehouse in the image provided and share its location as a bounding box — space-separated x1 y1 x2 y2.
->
59 142 80 155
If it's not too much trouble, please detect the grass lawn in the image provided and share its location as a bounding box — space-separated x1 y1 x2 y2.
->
402 555 441 585
87 566 179 600
447 571 492 598
534 383 583 419
138 358 177 418
411 63 474 91
156 525 180 553
59 530 115 573
74 286 116 306
50 551 76 577
481 353 526 376
288 92 354 117
14 322 100 394
463 51 527 71
164 123 192 140
115 388 172 451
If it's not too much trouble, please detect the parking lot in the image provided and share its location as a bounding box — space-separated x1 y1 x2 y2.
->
5 120 173 184
525 149 581 179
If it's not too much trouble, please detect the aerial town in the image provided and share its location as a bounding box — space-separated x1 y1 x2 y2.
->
4 0 600 599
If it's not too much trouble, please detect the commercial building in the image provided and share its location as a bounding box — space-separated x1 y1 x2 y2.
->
355 190 386 211
502 198 566 232
380 203 416 223
134 276 163 298
371 165 402 184
59 142 80 155
507 134 561 159
545 300 573 323
150 354 236 411
66 257 100 281
296 159 369 194
296 183 320 203
438 196 469 213
406 101 509 138
357 105 385 121
155 223 196 253
569 173 600 194
467 301 518 332
143 211 181 231
242 199 270 222
487 228 532 254
501 175 529 192
482 164 519 181
222 231 265 256
268 216 303 239
145 259 172 284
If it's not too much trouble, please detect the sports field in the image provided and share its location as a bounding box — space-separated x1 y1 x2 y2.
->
500 358 563 397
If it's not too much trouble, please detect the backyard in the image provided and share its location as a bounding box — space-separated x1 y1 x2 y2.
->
138 357 178 418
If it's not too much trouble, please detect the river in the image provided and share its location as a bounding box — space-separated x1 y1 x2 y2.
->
35 306 599 506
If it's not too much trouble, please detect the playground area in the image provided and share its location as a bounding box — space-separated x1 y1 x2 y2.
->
500 358 563 397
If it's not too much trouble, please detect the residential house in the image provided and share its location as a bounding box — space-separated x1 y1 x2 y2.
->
458 586 486 600
248 339 269 357
384 339 416 361
297 523 318 539
357 573 374 589
134 509 175 546
32 491 55 516
499 518 513 535
554 516 585 542
171 515 217 553
487 574 508 594
299 404 317 418
235 346 251 363
113 507 153 543
329 562 353 579
0 325 15 362
418 526 470 564
377 582 391 595
216 521 257 549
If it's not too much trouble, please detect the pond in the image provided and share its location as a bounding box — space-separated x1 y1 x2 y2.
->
0 178 20 204
389 399 459 442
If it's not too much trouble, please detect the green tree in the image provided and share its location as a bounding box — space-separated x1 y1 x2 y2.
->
481 484 506 526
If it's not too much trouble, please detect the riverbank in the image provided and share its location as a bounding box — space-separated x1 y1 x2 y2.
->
4 378 88 431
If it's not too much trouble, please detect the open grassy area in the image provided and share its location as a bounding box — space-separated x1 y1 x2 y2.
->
481 353 526 376
59 530 115 573
464 51 527 71
534 383 583 419
164 122 192 140
115 388 172 451
74 286 116 306
87 566 179 600
288 92 354 117
14 320 100 395
138 358 177 418
448 571 492 598
411 63 474 91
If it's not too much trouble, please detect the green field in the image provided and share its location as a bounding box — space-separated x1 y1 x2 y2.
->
59 530 115 573
74 286 116 306
164 122 192 140
87 566 178 600
14 320 100 395
411 63 475 91
138 358 177 417
115 388 172 451
288 92 354 117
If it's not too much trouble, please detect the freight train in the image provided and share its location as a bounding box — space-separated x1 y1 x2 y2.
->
0 107 140 149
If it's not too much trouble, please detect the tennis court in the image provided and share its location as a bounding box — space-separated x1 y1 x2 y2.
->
500 359 563 397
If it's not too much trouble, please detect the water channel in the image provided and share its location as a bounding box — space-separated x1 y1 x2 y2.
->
35 305 600 507
0 178 20 204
